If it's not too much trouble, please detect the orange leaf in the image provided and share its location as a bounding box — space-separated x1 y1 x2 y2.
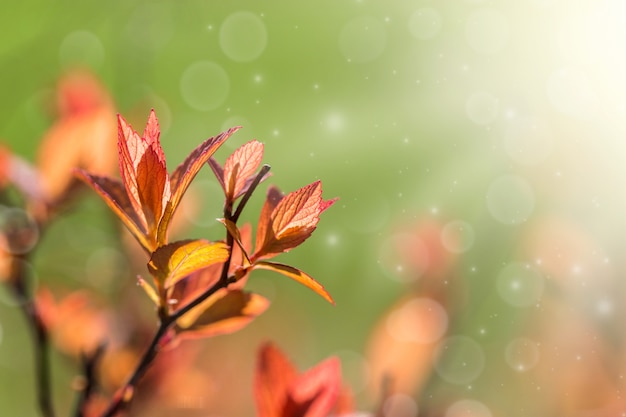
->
77 111 238 252
254 185 285 256
148 239 229 289
287 357 342 417
218 218 251 267
37 70 117 203
255 342 342 417
254 181 336 260
36 289 111 357
0 145 8 187
117 110 171 236
73 171 151 251
176 289 269 339
207 157 225 191
223 140 264 200
253 261 334 305
255 343 298 417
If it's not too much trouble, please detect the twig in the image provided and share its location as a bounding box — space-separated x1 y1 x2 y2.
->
98 323 168 417
11 257 56 417
73 343 106 417
232 164 270 223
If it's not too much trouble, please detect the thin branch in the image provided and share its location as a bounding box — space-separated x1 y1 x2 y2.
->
11 257 56 417
99 324 169 417
169 275 235 323
73 343 106 417
232 164 270 223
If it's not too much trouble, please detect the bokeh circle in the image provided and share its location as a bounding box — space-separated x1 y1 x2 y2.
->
220 11 268 62
486 175 535 225
435 336 485 385
180 61 230 111
496 262 544 307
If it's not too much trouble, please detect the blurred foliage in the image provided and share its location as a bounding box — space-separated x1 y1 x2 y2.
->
2 1 626 416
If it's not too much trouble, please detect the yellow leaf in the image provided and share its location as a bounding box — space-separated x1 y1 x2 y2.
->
137 276 159 305
148 239 229 288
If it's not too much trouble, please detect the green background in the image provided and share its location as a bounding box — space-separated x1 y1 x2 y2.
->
2 1 626 416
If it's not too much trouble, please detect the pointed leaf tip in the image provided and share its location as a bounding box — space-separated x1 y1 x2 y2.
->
223 140 265 200
254 180 336 259
143 109 161 145
254 261 335 305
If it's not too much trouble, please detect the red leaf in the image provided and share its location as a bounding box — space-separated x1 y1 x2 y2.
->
255 343 342 417
254 186 284 256
253 181 337 260
253 261 334 305
207 157 225 192
286 357 341 417
117 111 171 236
256 343 298 417
176 289 269 339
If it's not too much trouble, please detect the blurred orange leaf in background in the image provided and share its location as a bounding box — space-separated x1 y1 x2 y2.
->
254 342 351 417
37 69 117 205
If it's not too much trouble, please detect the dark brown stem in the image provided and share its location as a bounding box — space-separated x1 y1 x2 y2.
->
99 323 169 417
73 343 106 417
12 257 56 417
232 164 270 223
